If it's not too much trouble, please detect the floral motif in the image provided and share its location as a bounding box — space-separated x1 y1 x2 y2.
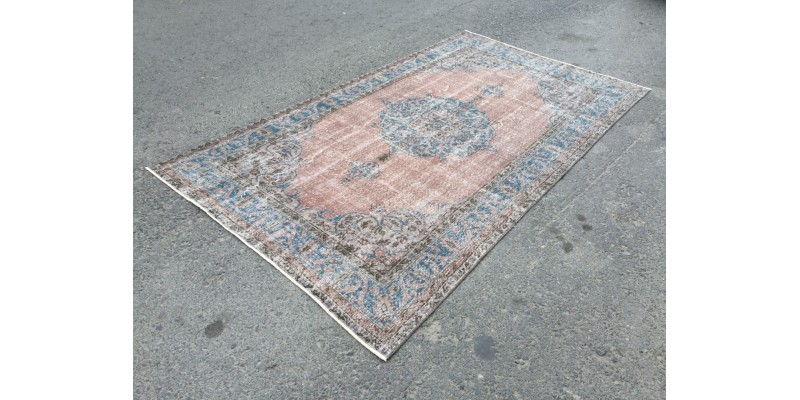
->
346 161 380 181
332 208 427 281
379 96 495 159
535 73 596 114
432 46 529 73
479 84 504 97
230 137 303 192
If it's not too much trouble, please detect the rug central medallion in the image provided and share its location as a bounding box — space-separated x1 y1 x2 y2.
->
292 69 552 219
379 96 495 159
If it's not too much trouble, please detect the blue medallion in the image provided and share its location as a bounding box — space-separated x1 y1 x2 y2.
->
379 96 495 159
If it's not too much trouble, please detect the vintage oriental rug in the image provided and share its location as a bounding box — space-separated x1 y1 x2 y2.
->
148 31 649 360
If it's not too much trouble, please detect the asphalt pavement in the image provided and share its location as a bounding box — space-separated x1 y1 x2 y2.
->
134 0 665 398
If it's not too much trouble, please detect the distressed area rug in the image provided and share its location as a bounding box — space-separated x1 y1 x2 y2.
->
147 31 649 360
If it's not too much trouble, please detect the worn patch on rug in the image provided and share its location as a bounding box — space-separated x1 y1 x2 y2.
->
147 31 649 360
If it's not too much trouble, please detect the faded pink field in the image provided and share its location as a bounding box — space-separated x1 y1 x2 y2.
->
292 70 553 215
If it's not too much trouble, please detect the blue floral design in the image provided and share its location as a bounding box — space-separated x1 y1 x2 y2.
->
348 161 380 180
479 84 504 97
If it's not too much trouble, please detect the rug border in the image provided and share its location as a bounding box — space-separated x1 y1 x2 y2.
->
147 30 651 361
145 166 390 361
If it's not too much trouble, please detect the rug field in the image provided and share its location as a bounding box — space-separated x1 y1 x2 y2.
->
148 31 649 360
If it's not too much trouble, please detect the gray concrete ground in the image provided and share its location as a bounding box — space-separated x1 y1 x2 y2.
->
134 0 665 398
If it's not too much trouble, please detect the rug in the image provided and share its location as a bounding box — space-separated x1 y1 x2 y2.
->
147 31 649 360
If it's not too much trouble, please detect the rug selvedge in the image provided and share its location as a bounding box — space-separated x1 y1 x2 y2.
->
150 31 649 359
